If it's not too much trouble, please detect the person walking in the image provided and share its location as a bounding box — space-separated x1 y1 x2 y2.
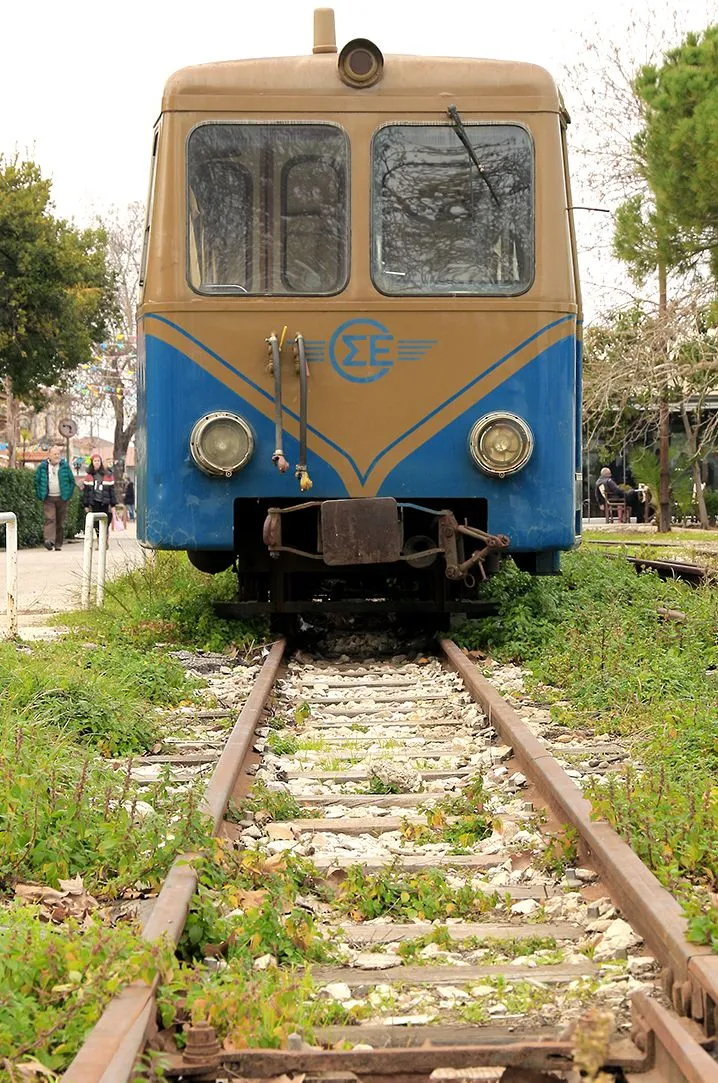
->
34 445 76 551
82 452 117 545
124 478 135 521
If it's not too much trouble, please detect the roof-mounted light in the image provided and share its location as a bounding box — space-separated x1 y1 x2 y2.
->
338 38 383 88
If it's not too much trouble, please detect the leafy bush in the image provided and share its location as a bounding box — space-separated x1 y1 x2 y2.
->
63 552 267 653
459 551 718 918
0 467 83 548
0 903 169 1073
702 488 718 518
0 717 212 894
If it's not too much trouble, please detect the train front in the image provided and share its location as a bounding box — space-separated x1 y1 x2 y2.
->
137 10 582 616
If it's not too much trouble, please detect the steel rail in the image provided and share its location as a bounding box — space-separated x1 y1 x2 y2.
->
440 638 718 1035
630 993 718 1083
61 638 286 1083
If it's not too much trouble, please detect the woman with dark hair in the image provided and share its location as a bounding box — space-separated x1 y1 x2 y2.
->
82 452 117 544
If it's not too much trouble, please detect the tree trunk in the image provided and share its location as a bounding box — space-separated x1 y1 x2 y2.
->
658 396 671 532
681 405 709 529
657 261 671 533
4 378 18 469
111 391 136 498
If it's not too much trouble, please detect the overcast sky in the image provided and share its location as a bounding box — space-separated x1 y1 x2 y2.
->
2 0 717 322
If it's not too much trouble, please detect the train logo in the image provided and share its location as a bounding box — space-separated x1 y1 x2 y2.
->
309 319 437 383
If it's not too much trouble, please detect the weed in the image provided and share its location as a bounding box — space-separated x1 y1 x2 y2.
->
684 897 718 951
267 732 299 756
232 782 320 823
158 961 335 1049
454 552 718 947
62 551 268 653
0 902 170 1073
334 866 501 922
366 775 404 795
587 769 717 891
296 736 329 752
537 826 579 878
400 782 492 849
177 845 333 965
0 721 211 895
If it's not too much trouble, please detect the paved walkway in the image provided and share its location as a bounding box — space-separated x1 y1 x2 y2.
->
0 523 145 637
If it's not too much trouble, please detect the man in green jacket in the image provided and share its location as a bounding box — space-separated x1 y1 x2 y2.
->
34 446 76 551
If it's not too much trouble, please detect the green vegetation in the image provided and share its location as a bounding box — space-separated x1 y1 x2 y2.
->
0 902 169 1073
454 552 718 941
0 636 192 755
62 551 267 652
397 927 560 964
232 781 320 823
0 510 276 1076
178 845 331 966
401 779 492 850
0 155 114 400
537 827 579 878
0 468 85 548
335 866 501 922
267 731 299 756
0 717 211 895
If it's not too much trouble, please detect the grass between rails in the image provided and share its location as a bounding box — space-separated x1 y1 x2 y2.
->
453 551 718 946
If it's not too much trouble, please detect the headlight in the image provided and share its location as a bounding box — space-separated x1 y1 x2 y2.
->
468 413 533 477
189 412 254 477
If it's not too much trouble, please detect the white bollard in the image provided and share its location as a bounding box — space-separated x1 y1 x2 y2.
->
96 515 108 607
82 512 108 608
0 512 18 637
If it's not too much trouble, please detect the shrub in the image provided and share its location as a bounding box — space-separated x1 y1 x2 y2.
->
0 467 84 548
64 552 268 652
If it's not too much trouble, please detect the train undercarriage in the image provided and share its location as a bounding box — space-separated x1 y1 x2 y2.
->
187 497 559 619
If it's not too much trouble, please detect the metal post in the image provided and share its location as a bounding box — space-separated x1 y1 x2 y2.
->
82 512 108 608
96 515 108 606
0 512 18 638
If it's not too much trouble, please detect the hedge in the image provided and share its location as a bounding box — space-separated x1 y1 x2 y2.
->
0 468 85 548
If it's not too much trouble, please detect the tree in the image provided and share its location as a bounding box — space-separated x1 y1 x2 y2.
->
611 192 687 531
634 26 718 276
0 156 114 465
583 286 718 528
96 202 143 471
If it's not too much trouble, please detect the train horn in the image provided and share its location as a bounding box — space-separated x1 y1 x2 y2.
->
313 8 337 54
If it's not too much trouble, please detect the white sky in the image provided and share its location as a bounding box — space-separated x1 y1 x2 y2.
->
1 0 717 324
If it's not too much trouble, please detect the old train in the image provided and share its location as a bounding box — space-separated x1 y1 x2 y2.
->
136 9 582 617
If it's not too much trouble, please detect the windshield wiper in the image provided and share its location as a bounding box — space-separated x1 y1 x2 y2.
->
447 105 501 208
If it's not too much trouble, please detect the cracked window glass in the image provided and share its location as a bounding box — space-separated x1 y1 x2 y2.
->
372 124 534 295
188 123 349 295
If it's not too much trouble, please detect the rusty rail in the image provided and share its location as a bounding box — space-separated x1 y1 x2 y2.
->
440 638 718 1039
61 638 286 1083
62 635 718 1082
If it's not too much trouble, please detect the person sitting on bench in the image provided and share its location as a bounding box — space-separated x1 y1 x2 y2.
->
596 467 641 521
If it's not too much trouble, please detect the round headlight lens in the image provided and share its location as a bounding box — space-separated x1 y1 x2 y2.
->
469 413 534 477
190 413 254 477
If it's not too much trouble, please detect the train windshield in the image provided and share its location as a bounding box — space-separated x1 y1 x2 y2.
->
371 123 534 295
187 123 349 295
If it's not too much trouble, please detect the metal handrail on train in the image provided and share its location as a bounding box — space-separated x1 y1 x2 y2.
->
267 330 288 474
294 332 312 491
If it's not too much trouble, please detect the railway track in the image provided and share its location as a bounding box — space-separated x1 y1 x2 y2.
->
61 637 718 1083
